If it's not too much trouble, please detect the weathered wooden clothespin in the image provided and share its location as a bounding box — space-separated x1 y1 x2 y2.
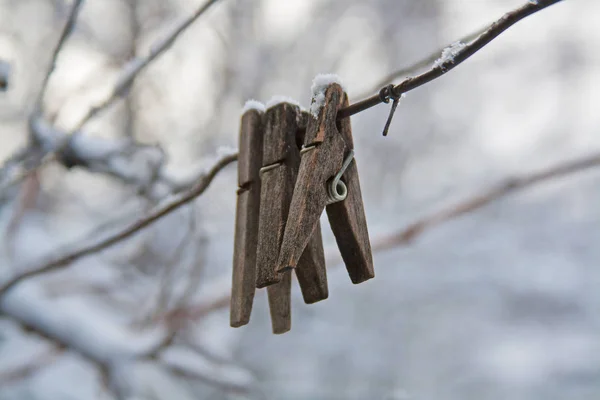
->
256 101 328 334
230 106 264 328
277 83 375 284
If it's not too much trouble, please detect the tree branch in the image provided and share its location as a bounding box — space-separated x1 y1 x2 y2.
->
32 0 84 115
1 277 251 395
371 151 600 252
71 0 223 132
352 25 487 101
0 151 237 296
0 0 224 197
339 0 564 119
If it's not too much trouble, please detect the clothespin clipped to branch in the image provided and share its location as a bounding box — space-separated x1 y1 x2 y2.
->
231 82 375 334
278 83 374 285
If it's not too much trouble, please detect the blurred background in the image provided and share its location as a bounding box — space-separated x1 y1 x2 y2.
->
0 0 599 399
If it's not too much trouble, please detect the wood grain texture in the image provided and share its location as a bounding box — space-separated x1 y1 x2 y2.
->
256 164 294 287
267 270 292 334
295 224 328 303
230 109 264 328
256 103 299 288
256 103 328 310
276 85 345 273
277 84 374 284
325 93 374 283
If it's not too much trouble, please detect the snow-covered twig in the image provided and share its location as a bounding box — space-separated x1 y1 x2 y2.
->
71 0 223 132
353 25 487 100
371 151 600 252
0 0 223 196
339 0 564 119
0 152 237 296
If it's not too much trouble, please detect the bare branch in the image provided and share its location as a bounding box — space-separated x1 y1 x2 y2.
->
0 151 238 296
71 0 223 132
160 346 253 394
371 151 600 252
0 0 224 196
339 0 564 119
33 0 84 114
162 274 231 327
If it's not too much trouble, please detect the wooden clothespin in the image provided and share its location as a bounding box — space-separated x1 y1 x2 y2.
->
230 107 264 328
277 83 375 284
256 102 328 334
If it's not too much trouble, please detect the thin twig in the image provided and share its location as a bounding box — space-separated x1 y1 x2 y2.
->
339 0 564 119
371 151 600 252
0 0 223 194
0 152 237 296
352 25 487 101
32 0 84 114
71 0 222 132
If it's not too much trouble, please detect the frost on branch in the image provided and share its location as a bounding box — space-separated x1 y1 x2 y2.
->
434 41 467 71
310 73 345 118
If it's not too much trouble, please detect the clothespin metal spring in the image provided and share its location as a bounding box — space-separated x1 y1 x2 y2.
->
300 145 354 205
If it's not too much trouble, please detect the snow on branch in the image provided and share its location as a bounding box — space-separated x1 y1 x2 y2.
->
0 276 253 395
0 150 238 296
433 41 466 70
339 0 565 119
25 117 166 194
0 0 224 198
354 26 487 100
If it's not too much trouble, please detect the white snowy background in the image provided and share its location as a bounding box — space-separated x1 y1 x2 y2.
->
0 0 598 399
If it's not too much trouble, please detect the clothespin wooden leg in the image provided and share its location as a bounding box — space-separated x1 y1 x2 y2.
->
292 112 329 304
230 109 264 327
277 83 374 284
267 270 292 334
325 93 374 283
